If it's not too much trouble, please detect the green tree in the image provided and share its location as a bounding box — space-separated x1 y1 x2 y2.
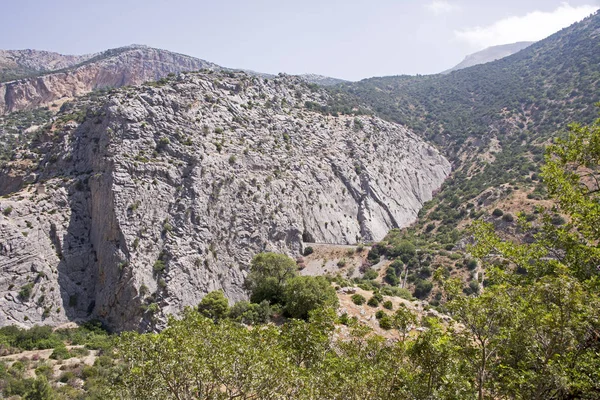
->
24 376 54 400
393 307 417 342
245 252 298 304
283 276 338 319
197 290 229 321
461 115 600 399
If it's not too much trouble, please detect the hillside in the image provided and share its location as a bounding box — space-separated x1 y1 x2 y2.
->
441 41 534 73
327 11 600 253
0 70 449 331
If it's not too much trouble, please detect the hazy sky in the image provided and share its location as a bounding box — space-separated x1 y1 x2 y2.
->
1 0 598 80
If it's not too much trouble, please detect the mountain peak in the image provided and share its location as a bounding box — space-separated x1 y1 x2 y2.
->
442 41 535 74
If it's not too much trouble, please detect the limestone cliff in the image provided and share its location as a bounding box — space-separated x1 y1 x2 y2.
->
0 71 450 331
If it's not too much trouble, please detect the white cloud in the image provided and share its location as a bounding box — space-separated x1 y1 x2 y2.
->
425 1 460 15
455 2 599 49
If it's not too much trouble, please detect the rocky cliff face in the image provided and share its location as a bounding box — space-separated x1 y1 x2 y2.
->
0 46 218 114
0 71 450 331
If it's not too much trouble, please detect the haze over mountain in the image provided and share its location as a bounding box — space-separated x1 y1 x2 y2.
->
441 41 534 73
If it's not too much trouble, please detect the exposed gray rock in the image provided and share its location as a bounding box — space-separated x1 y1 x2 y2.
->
0 71 450 331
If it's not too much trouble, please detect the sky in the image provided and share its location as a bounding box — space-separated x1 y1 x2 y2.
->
1 0 598 81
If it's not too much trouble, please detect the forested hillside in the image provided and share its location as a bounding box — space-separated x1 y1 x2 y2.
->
324 12 600 261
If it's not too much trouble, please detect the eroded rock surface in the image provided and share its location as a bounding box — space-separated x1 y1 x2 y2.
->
0 71 450 330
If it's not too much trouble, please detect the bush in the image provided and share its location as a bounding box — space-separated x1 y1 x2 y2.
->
229 300 271 324
245 253 298 304
303 246 314 256
379 315 393 330
385 266 400 286
375 310 385 319
59 371 75 383
413 280 433 299
363 269 378 280
367 296 380 307
502 213 514 222
338 312 350 325
18 283 34 301
492 208 504 217
389 241 416 263
153 260 166 274
198 290 230 321
50 344 72 360
283 276 338 320
465 259 478 270
351 294 366 305
383 300 393 310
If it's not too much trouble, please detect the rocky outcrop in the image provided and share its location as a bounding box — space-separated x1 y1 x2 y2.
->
0 49 94 75
0 46 218 114
0 71 450 331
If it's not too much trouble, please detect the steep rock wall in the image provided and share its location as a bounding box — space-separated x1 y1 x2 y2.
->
0 72 450 330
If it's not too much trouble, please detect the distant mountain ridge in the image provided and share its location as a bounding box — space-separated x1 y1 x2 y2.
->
0 49 96 82
0 45 347 114
0 45 220 114
299 74 347 86
442 41 534 74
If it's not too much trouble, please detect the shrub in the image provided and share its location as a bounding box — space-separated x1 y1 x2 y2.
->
50 344 71 360
375 310 385 319
379 315 393 330
502 213 514 222
2 206 13 216
363 269 378 280
351 294 366 305
59 371 75 383
492 208 504 217
413 280 433 299
389 241 416 263
367 296 380 307
465 259 478 270
303 247 314 256
153 260 165 274
385 266 400 286
337 259 347 268
338 312 350 325
18 283 34 301
283 276 338 320
229 300 271 325
198 291 230 321
245 253 298 304
383 300 393 310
